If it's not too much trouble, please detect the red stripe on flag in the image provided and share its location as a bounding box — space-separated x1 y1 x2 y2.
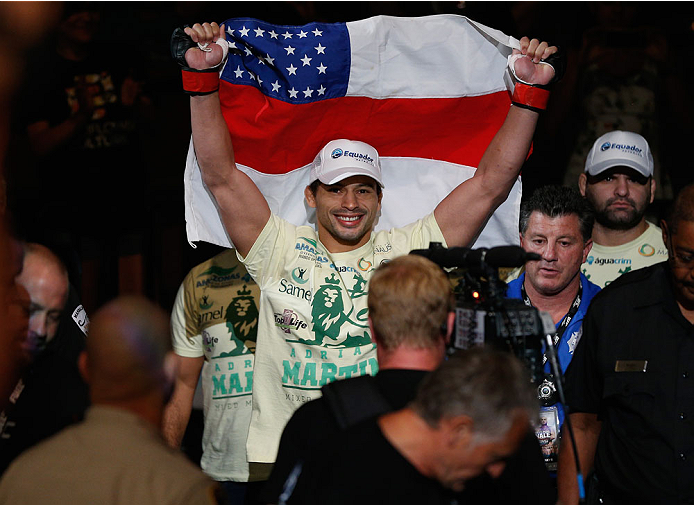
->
220 82 511 174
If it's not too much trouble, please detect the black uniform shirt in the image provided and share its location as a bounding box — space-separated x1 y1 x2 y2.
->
565 262 694 504
0 285 89 475
264 370 554 505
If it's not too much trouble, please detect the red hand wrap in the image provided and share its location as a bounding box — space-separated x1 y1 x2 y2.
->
181 69 220 95
511 82 550 111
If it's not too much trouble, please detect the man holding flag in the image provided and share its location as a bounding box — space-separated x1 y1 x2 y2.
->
175 18 558 469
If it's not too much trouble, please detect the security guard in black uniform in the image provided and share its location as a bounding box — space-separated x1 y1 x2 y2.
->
557 183 694 505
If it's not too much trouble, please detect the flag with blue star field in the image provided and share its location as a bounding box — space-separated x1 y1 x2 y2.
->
184 14 523 249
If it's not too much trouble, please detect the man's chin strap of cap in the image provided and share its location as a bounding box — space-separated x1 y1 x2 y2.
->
504 49 565 113
170 27 230 96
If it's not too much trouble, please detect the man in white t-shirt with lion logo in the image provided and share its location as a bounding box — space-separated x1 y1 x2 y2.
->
178 21 559 466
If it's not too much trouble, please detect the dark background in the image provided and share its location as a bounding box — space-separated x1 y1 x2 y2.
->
4 1 694 315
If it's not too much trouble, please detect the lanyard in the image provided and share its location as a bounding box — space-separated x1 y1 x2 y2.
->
521 281 582 365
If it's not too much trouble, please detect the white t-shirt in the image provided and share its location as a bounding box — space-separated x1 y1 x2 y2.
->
582 221 668 288
241 212 446 463
171 250 261 481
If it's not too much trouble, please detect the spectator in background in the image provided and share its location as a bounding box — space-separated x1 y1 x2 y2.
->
548 2 694 199
163 249 264 503
0 1 62 411
578 131 668 288
0 296 222 504
12 3 151 314
0 243 89 475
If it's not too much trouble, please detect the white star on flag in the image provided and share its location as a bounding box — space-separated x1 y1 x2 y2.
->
297 30 308 38
316 63 327 74
271 81 281 92
301 55 312 66
265 54 275 66
317 85 326 95
286 64 297 76
315 43 325 54
288 87 298 98
238 26 249 37
233 65 244 78
254 27 265 37
256 75 263 86
244 46 252 56
226 27 234 36
282 31 292 39
269 30 278 39
303 87 313 97
284 45 295 55
312 28 322 36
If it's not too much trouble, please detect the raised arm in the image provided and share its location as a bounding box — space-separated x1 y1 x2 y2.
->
182 22 270 257
434 38 558 248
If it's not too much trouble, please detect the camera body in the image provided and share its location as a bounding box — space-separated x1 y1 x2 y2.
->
452 289 546 386
411 242 549 388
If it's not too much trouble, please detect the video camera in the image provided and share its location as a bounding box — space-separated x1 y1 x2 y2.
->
410 242 554 387
411 242 585 475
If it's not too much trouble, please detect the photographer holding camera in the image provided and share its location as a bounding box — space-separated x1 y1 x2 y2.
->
506 186 601 468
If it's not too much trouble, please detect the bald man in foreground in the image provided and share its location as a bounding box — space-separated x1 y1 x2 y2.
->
0 296 222 505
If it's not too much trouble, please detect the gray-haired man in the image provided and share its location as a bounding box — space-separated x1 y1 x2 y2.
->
282 347 537 504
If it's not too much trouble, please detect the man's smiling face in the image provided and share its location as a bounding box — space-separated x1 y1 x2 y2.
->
305 175 382 253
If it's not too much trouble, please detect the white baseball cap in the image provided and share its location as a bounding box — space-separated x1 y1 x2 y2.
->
309 139 384 187
584 130 654 178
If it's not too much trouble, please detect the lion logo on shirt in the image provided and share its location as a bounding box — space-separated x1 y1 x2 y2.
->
223 285 259 356
298 273 371 348
309 274 348 346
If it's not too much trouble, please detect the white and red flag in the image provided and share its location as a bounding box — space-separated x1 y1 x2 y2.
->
184 14 523 248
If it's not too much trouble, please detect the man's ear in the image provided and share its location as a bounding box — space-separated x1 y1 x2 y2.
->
582 238 593 263
304 185 317 209
78 350 90 384
443 312 455 344
649 177 656 205
661 219 670 250
442 414 474 447
368 317 380 347
578 173 588 196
